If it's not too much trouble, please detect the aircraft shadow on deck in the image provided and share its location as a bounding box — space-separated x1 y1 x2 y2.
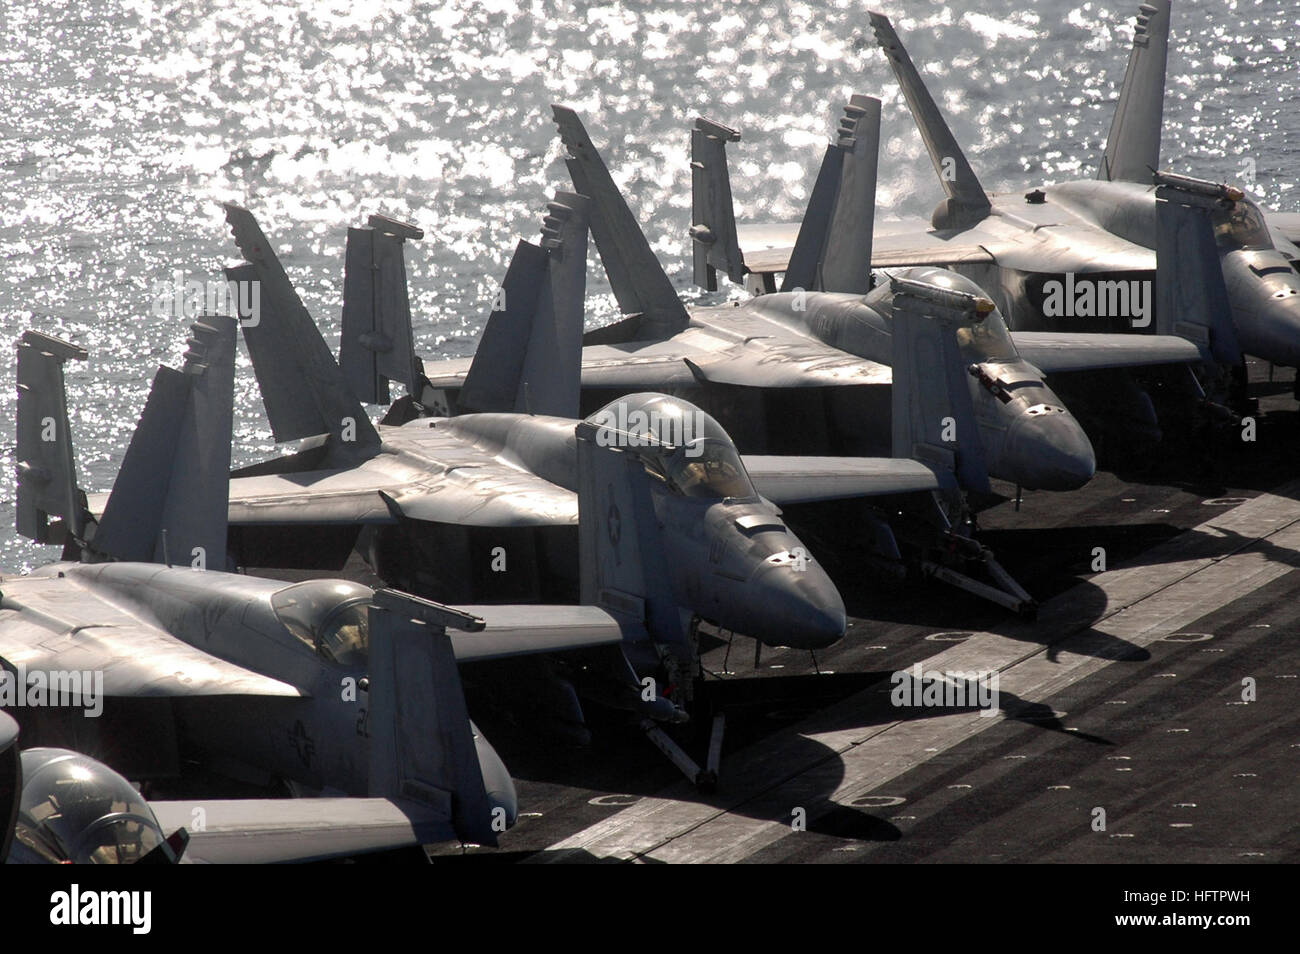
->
463 669 1111 851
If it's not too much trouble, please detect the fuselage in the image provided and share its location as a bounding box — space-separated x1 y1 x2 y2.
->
313 402 848 652
2 562 515 810
889 179 1300 367
687 272 1095 491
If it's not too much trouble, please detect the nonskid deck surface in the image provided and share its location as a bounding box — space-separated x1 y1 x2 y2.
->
428 358 1300 863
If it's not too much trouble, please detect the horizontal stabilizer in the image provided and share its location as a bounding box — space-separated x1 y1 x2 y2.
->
150 797 458 863
1012 330 1202 374
449 603 625 662
744 455 949 504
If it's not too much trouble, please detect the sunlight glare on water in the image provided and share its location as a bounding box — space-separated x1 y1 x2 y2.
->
0 0 1295 569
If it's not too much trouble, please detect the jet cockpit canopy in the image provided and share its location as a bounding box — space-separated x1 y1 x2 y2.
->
13 748 165 864
588 393 758 500
271 579 374 666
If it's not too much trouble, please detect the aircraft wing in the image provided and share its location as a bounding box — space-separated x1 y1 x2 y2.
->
1011 331 1203 373
421 350 703 392
736 221 995 274
224 427 578 528
734 221 802 273
743 456 950 504
1265 210 1300 247
449 604 624 662
150 796 457 863
0 574 302 698
426 329 890 391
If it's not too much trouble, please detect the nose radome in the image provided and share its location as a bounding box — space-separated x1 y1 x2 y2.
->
748 557 847 649
1004 409 1096 491
473 725 518 830
1238 286 1300 367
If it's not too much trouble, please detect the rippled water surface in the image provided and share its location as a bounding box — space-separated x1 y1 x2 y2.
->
1 0 1296 569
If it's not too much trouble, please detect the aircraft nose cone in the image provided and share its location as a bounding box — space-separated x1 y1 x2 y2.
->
1236 283 1300 367
746 557 847 649
473 726 518 831
1003 409 1096 491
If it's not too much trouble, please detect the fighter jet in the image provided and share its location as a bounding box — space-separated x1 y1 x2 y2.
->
0 706 503 863
5 318 660 841
405 103 1112 497
216 183 1051 709
733 5 1300 405
694 96 1242 448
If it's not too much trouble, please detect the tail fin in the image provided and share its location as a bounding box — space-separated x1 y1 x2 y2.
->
93 316 237 567
869 12 991 230
781 142 847 293
888 276 992 493
340 214 424 405
573 415 690 652
366 589 501 846
1153 172 1241 365
552 105 691 338
457 192 590 418
222 203 380 449
784 95 880 294
1098 1 1171 183
689 117 745 290
15 332 88 545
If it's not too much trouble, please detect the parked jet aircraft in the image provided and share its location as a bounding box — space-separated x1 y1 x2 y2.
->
693 97 1241 449
1 699 502 863
731 5 1300 403
408 103 1109 496
4 318 651 842
216 193 1006 671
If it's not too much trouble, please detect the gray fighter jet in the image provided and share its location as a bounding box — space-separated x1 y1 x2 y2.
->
215 185 1049 702
0 707 503 863
733 5 1300 402
410 103 1108 496
694 97 1241 447
5 318 652 845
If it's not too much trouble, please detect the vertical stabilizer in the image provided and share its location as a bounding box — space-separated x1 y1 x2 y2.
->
811 95 881 294
458 192 591 418
552 105 691 338
870 12 991 230
94 316 237 567
1098 1 1172 183
689 117 745 290
222 203 380 449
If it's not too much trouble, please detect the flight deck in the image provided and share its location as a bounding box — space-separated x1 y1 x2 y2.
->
431 357 1300 864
